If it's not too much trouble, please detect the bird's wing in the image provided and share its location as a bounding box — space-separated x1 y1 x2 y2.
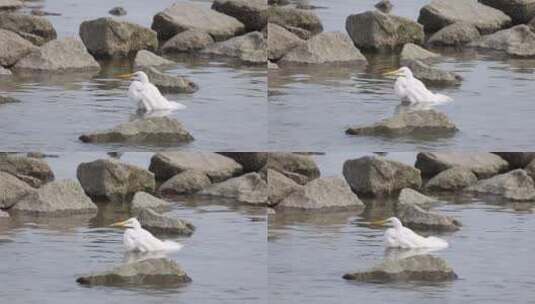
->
128 81 153 111
399 226 427 248
145 83 172 109
124 229 163 252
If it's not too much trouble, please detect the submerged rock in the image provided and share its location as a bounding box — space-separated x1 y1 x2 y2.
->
276 176 364 210
280 31 367 64
480 0 535 24
130 191 171 213
467 169 535 201
418 0 511 34
0 154 54 188
133 50 174 68
427 22 481 47
469 25 535 57
398 188 439 209
267 153 320 185
404 60 462 86
0 95 20 104
397 199 461 231
151 2 244 41
201 31 267 63
343 156 422 197
425 167 478 191
79 117 194 145
0 29 37 67
212 0 267 31
200 172 268 205
343 254 457 282
77 258 191 287
160 29 214 53
158 170 211 195
375 0 393 13
267 169 302 206
267 22 304 61
267 6 323 37
0 171 35 208
346 10 424 52
0 13 57 46
108 6 127 16
346 110 458 136
143 67 199 94
138 208 195 236
400 43 440 63
415 152 509 179
10 180 98 216
77 158 155 202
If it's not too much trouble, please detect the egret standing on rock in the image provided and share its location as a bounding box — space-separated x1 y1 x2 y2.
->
110 217 183 253
118 71 186 112
383 67 452 105
371 217 449 249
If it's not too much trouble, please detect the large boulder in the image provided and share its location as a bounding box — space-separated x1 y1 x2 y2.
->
280 31 368 64
130 191 171 214
0 154 54 188
79 17 158 59
133 50 174 68
218 152 268 172
0 29 37 67
466 169 535 201
267 22 304 61
79 117 194 145
201 31 267 63
77 258 191 287
13 38 100 72
0 0 23 10
425 167 478 191
398 188 439 209
493 152 535 169
10 180 98 216
343 255 457 282
346 110 458 136
276 176 364 210
480 0 535 24
200 172 267 205
267 153 320 185
212 0 267 31
76 158 156 202
0 171 35 208
345 10 424 52
149 152 243 182
151 3 244 42
267 6 323 38
143 67 199 94
523 159 535 180
138 208 195 236
468 25 535 57
397 199 461 231
415 152 509 179
267 169 302 206
0 13 57 46
427 22 481 47
158 170 211 195
418 0 511 34
160 29 214 53
343 156 422 197
400 43 440 63
404 60 462 86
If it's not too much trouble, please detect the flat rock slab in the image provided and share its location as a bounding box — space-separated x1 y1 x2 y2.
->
415 152 509 179
212 0 267 31
138 208 195 236
0 13 57 46
469 25 535 57
201 31 267 64
467 169 535 201
425 167 478 191
0 154 54 188
200 172 268 205
343 254 458 282
77 258 191 287
79 117 194 145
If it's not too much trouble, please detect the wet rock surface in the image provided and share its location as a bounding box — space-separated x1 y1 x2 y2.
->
427 22 481 46
212 0 267 31
201 31 267 63
158 170 211 195
0 154 54 188
467 169 535 201
133 50 174 68
143 67 199 94
138 208 195 236
398 188 439 209
0 95 20 104
267 22 304 61
0 13 57 46
160 29 215 53
267 153 320 185
400 43 440 63
425 167 478 191
130 191 171 214
267 169 302 206
415 152 509 179
0 171 35 208
201 172 267 205
0 29 37 67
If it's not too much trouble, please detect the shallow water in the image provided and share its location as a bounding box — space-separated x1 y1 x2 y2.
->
0 0 267 151
0 153 267 303
268 152 535 304
268 0 535 151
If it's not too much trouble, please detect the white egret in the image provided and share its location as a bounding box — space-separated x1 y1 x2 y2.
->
118 71 186 112
383 67 452 105
110 217 183 253
371 217 449 249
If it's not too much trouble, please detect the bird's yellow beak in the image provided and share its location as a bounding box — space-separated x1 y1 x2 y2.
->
116 73 134 79
110 220 128 227
369 219 388 226
382 69 402 76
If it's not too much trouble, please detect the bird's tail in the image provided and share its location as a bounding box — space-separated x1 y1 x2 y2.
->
163 240 183 252
425 236 449 249
432 93 453 105
169 101 187 110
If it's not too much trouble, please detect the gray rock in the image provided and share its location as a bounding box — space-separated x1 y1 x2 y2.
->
0 210 8 217
0 13 57 46
138 208 195 236
151 2 244 42
0 171 35 208
400 43 440 63
346 10 424 52
218 152 268 172
0 154 54 188
398 188 439 209
79 17 158 59
109 6 127 16
397 199 461 231
133 50 174 68
284 25 313 40
427 22 481 47
280 31 368 64
0 0 22 10
130 191 171 214
404 60 462 86
200 172 268 205
418 0 512 34
276 176 364 210
425 167 478 191
10 180 98 216
0 29 37 67
267 22 304 61
149 152 243 183
160 29 214 53
13 37 100 72
158 170 211 195
79 117 194 145
523 159 535 181
212 0 267 31
267 169 302 206
375 0 393 13
415 152 509 179
77 258 191 287
469 25 535 57
0 95 20 104
143 67 199 94
343 254 458 282
480 0 535 24
268 0 290 5
0 65 11 75
267 6 323 37
76 158 156 202
343 156 422 197
467 169 535 201
201 31 267 64
493 152 535 169
268 61 279 69
346 110 458 136
267 153 320 185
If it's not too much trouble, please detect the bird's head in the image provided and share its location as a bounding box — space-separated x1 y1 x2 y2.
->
370 217 402 229
383 67 413 78
110 217 141 229
116 71 149 83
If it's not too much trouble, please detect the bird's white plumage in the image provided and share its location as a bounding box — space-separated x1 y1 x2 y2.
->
388 67 452 105
112 218 183 253
380 217 449 249
126 71 186 112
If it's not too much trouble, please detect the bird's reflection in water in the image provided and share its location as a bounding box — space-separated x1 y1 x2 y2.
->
384 247 442 261
394 102 434 114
